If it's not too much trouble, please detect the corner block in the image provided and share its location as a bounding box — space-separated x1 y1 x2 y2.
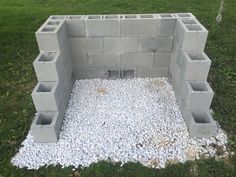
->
36 20 68 51
175 18 208 51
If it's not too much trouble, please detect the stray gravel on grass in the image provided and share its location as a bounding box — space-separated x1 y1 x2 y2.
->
11 78 228 169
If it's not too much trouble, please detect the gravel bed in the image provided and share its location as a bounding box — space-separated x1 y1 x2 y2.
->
11 78 228 169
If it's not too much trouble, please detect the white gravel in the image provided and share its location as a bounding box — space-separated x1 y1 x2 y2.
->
11 78 228 169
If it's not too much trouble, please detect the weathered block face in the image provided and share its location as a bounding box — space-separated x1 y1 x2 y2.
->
31 13 216 142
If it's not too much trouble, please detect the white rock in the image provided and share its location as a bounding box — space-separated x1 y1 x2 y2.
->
11 78 228 169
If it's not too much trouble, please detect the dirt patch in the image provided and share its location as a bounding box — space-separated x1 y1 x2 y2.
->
96 87 108 95
152 79 166 87
186 147 197 160
166 157 179 165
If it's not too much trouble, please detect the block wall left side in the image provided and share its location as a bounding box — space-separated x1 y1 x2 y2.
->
31 15 74 143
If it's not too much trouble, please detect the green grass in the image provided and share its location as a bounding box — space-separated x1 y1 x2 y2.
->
0 0 236 176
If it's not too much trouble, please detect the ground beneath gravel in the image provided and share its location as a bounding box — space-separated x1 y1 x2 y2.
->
11 78 228 169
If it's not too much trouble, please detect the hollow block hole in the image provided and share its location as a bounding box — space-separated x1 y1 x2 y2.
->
51 16 65 20
177 13 191 17
125 15 137 19
41 27 56 32
37 83 54 92
189 81 208 91
141 14 154 18
160 14 172 18
47 21 60 25
36 113 54 125
104 15 118 19
188 53 206 61
186 24 202 31
88 15 101 19
38 52 56 62
182 19 197 25
192 112 210 123
69 16 83 19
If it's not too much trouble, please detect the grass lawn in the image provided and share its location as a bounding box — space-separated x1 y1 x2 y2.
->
0 0 236 176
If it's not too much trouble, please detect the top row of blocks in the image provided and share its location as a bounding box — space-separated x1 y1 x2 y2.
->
48 13 195 20
37 13 197 38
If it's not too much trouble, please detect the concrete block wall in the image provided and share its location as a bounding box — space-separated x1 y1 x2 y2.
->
170 17 217 138
67 14 178 79
31 13 216 142
31 16 74 143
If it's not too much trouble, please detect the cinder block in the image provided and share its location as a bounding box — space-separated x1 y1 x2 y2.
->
74 68 87 79
178 51 211 80
175 19 208 51
179 19 198 25
158 13 175 18
71 53 89 69
49 15 67 20
171 78 182 105
88 53 120 68
61 75 74 110
121 52 154 67
180 81 214 111
169 38 181 74
31 81 64 111
136 67 169 78
156 14 177 36
69 38 103 54
66 15 85 37
73 68 107 79
31 110 64 143
178 99 188 121
45 20 63 27
183 110 217 138
87 68 106 79
84 15 120 37
175 13 196 19
61 55 74 90
175 49 183 69
36 21 68 51
104 37 138 53
138 36 173 52
154 52 171 67
120 14 158 36
33 51 65 82
170 62 181 90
